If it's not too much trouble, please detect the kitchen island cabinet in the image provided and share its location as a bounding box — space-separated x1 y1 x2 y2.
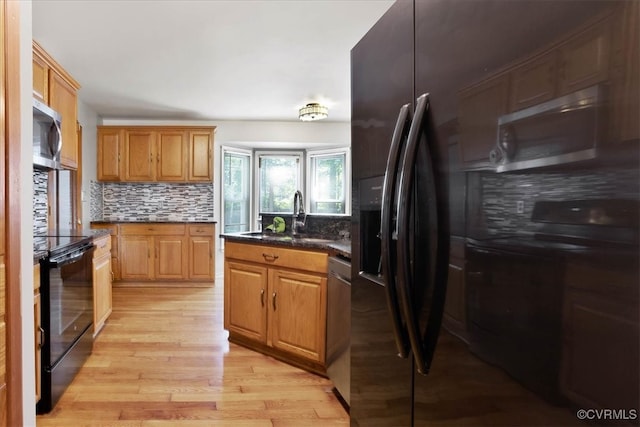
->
97 126 215 183
224 240 328 375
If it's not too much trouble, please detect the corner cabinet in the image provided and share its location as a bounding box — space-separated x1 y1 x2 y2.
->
92 235 112 336
33 41 80 170
224 241 328 375
97 126 215 183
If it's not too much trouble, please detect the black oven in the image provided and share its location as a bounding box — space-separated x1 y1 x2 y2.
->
36 235 95 414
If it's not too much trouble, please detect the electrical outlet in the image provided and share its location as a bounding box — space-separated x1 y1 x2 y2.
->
516 200 525 214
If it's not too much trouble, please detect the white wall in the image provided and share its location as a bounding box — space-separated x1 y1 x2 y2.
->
77 100 99 227
19 1 36 425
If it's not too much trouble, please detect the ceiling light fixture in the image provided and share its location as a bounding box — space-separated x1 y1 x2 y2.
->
299 103 328 121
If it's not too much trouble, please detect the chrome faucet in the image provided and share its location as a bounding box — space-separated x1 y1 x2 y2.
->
292 190 306 236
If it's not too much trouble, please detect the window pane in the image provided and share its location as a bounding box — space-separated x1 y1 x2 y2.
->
223 152 251 233
259 156 299 213
309 152 345 214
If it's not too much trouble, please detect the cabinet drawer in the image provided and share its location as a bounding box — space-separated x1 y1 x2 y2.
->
93 236 111 258
225 241 328 274
120 223 186 236
189 224 214 236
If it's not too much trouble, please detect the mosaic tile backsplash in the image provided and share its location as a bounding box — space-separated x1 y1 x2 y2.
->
33 169 48 234
92 181 214 221
477 167 639 236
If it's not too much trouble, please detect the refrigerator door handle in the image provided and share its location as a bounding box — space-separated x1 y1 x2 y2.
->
380 102 412 358
396 93 449 375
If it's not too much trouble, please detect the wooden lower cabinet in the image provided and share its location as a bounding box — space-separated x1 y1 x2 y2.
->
92 235 112 335
188 223 215 280
560 259 639 410
120 235 154 280
224 241 328 374
94 222 215 284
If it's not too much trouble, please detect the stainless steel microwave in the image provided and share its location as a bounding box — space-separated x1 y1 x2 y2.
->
491 85 603 172
33 98 62 170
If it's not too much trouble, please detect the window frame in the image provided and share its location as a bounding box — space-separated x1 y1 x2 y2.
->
306 147 351 216
254 150 304 228
221 146 253 234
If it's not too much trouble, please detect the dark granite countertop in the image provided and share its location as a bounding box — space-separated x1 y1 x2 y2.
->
221 231 348 251
327 241 351 259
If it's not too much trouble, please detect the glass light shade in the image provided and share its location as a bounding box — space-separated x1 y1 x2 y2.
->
299 103 328 121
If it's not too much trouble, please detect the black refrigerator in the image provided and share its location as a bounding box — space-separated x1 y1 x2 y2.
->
350 1 639 426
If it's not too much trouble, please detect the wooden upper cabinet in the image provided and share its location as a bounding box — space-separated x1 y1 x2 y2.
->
188 130 213 181
458 74 509 169
97 126 215 182
33 41 80 170
557 18 611 96
609 0 639 143
124 130 156 181
97 127 123 181
157 131 187 181
509 51 557 111
32 52 49 103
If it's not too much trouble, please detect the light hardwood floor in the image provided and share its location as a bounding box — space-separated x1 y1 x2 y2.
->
36 268 349 426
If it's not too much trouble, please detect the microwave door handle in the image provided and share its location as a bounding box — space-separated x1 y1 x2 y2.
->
380 102 411 359
397 93 449 375
49 120 62 157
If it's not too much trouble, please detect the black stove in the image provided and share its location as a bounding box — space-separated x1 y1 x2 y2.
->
34 230 94 255
469 199 639 256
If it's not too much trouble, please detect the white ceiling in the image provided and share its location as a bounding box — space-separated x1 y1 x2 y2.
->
32 0 394 123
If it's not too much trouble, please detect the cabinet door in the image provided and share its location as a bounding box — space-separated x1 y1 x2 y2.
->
93 252 112 335
558 18 611 95
97 128 123 181
561 289 639 410
224 261 268 343
189 237 214 280
157 131 187 181
124 130 156 181
458 74 509 169
610 1 639 143
32 53 48 103
509 51 557 111
188 130 213 181
443 261 466 339
119 236 154 280
155 236 187 280
269 268 327 363
49 71 78 169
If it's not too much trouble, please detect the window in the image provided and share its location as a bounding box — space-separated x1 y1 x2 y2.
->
307 148 350 214
222 149 252 233
256 152 302 215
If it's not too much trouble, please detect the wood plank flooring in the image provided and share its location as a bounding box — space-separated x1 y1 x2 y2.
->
36 276 349 426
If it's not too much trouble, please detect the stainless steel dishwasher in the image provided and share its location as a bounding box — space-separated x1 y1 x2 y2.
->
326 254 351 407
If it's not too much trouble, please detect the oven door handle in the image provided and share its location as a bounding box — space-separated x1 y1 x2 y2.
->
48 246 94 267
380 102 412 359
396 93 449 375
